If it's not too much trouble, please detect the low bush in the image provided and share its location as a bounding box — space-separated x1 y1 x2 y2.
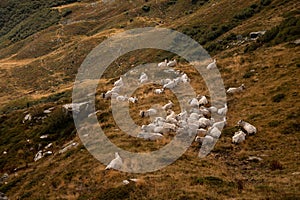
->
272 93 285 102
268 120 280 127
61 9 72 17
260 0 272 6
97 184 136 200
142 5 150 12
245 16 299 52
0 0 79 45
167 0 177 5
234 6 257 20
243 71 255 78
281 122 300 134
259 16 299 45
270 160 283 170
8 8 61 43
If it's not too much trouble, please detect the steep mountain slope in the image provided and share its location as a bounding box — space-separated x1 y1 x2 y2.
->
0 0 299 199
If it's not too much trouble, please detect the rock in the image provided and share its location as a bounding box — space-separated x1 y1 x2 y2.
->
40 135 49 139
129 178 140 183
48 107 55 111
249 31 266 39
293 39 300 45
236 35 243 40
123 178 140 185
43 109 52 114
0 192 8 200
0 173 8 184
247 156 263 162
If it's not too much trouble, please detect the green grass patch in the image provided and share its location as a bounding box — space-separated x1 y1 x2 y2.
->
0 0 79 46
234 4 259 20
268 120 280 127
243 71 255 79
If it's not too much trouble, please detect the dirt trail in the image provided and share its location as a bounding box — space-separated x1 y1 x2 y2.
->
0 58 35 69
51 2 90 11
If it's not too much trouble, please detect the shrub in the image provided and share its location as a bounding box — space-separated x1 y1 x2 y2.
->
0 174 25 193
248 113 263 120
206 42 222 53
0 0 79 44
270 160 283 170
225 33 237 41
204 176 224 186
51 179 61 189
259 26 279 43
260 0 272 6
258 16 300 45
97 184 136 200
243 71 255 78
45 108 71 132
244 42 261 53
8 8 61 42
283 10 300 18
63 171 75 182
191 0 209 5
250 3 259 9
142 5 150 12
272 93 285 102
286 112 298 119
0 97 31 114
268 120 280 127
61 9 72 17
20 191 33 199
281 123 300 134
167 0 177 5
234 7 256 20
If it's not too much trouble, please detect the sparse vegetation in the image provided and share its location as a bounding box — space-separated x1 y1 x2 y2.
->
246 15 300 52
243 71 255 78
268 120 280 127
234 4 259 20
167 0 177 5
270 160 284 170
97 184 137 200
272 93 285 102
260 0 272 6
0 0 79 46
142 5 150 12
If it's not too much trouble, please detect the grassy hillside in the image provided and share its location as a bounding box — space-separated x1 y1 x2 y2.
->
0 0 299 199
